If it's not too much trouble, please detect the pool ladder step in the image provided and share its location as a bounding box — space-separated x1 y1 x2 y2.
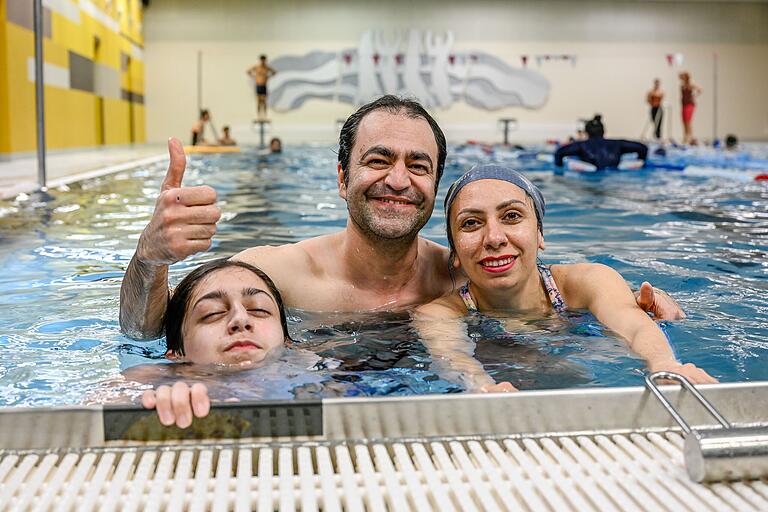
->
2 430 767 511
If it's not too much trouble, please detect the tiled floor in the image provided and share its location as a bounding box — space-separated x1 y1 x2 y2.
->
0 145 167 200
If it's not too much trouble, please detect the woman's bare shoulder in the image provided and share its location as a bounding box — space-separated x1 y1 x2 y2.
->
415 291 465 319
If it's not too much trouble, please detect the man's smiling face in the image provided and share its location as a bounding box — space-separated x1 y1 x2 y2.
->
339 110 439 241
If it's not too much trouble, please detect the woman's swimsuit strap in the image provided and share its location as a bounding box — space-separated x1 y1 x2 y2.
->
459 263 568 314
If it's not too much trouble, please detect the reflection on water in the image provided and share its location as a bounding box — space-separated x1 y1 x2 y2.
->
0 145 767 406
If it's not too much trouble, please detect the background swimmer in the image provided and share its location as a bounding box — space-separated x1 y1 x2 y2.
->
415 165 717 391
554 115 648 170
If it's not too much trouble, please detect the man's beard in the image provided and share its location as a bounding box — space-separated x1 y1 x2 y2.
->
347 184 432 242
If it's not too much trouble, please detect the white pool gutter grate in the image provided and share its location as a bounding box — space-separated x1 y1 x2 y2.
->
1 382 766 511
2 431 768 511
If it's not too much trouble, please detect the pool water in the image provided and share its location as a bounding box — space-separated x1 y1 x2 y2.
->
0 145 766 406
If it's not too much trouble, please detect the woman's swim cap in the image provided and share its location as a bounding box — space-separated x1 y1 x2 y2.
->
443 164 546 246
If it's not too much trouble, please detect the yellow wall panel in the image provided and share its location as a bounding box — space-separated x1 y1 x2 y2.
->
82 13 121 68
0 6 10 153
133 103 146 142
6 24 36 153
44 88 98 148
1 1 144 155
50 11 92 58
103 97 130 144
130 58 144 93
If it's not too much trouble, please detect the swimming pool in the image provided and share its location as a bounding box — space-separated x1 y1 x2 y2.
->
0 145 766 406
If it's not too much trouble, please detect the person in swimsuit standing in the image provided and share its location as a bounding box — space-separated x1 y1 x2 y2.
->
414 164 717 392
247 55 277 120
646 78 664 140
679 72 702 144
190 109 210 146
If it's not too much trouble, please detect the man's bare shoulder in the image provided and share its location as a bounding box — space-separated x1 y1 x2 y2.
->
232 233 343 284
419 237 450 263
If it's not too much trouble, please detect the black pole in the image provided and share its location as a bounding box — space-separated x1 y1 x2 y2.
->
33 0 47 188
713 52 718 142
197 50 202 113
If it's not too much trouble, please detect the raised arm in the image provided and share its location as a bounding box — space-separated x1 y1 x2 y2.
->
119 138 221 339
561 264 716 383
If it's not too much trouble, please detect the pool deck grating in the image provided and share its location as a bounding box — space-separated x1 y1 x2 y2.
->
1 431 768 511
1 383 767 511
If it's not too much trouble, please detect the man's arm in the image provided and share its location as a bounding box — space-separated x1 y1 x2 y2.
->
119 256 170 339
119 138 220 339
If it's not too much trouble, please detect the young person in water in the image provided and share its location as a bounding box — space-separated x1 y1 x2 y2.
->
137 258 291 427
415 164 717 391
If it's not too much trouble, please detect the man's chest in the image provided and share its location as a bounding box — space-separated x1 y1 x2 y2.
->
285 278 443 313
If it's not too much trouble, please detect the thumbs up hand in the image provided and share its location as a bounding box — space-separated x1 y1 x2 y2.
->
136 138 221 266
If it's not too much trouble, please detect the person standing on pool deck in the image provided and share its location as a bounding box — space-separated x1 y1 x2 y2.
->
646 78 664 140
190 109 211 146
247 55 277 120
679 72 702 145
119 96 684 342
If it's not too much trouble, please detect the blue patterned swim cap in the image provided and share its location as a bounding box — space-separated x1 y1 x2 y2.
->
444 164 546 234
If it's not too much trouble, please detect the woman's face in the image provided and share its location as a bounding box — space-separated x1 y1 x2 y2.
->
176 267 286 366
450 180 544 291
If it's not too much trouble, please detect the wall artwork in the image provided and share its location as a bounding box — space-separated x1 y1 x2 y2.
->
268 29 550 112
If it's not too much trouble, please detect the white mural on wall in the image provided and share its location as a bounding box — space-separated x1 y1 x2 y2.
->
268 29 550 112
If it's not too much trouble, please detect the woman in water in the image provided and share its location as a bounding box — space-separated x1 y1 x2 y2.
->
136 258 293 427
679 72 702 144
414 164 716 391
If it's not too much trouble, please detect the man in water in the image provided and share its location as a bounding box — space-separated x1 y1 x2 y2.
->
247 55 277 119
646 78 664 140
554 115 648 170
120 96 681 340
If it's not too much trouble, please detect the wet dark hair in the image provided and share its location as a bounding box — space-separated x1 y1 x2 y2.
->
337 95 447 192
725 134 738 149
164 259 290 356
260 54 267 60
585 115 604 138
